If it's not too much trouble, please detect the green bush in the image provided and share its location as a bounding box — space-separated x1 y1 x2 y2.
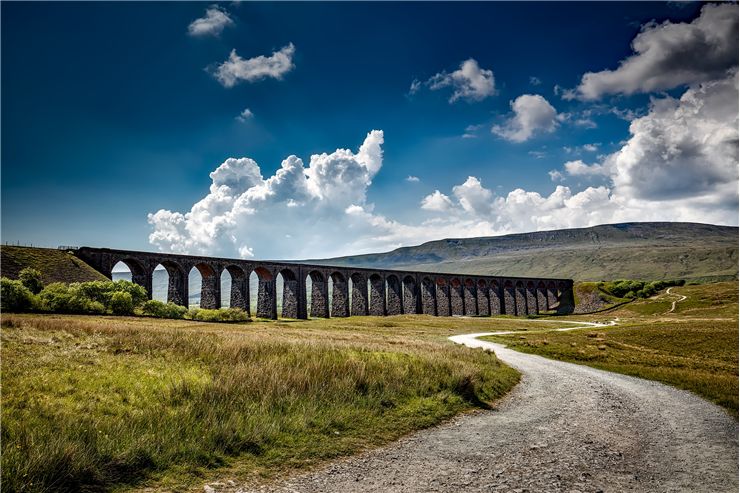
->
599 279 685 299
141 300 188 319
18 268 44 294
38 283 106 314
76 280 147 307
186 307 249 323
110 292 134 315
1 278 38 312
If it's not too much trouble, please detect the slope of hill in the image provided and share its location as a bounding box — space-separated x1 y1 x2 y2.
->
312 222 738 282
1 246 107 284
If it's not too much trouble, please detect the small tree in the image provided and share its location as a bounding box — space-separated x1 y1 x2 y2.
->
18 268 44 294
1 278 37 312
110 291 134 315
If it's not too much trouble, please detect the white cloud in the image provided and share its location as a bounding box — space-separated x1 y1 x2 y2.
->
408 79 421 96
148 131 385 259
564 159 609 177
548 170 565 182
582 143 599 152
236 108 253 122
188 5 234 37
492 94 558 142
428 58 495 103
214 43 295 88
529 150 547 159
607 70 738 202
421 190 453 212
529 76 542 86
406 175 420 183
453 176 493 215
573 3 738 100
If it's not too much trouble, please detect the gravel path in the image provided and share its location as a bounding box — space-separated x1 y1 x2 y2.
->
233 328 737 493
666 287 688 313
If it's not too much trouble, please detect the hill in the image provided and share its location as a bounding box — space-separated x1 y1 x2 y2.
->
311 222 738 282
0 246 107 284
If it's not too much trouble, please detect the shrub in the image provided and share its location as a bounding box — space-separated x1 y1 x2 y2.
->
76 280 147 307
18 268 44 294
110 292 134 315
186 307 249 323
38 283 106 314
1 278 37 312
141 300 188 319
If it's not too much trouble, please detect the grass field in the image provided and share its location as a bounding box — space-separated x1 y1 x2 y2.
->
2 314 528 492
482 282 739 416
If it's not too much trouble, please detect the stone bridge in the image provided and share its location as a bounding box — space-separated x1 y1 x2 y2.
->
74 247 575 319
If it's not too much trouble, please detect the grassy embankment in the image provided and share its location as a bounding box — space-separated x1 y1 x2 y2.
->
483 282 739 416
1 314 534 492
0 246 107 284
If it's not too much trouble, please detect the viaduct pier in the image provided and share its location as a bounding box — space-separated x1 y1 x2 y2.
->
74 247 575 319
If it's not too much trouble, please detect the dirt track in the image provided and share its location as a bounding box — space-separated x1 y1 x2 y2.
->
232 332 738 493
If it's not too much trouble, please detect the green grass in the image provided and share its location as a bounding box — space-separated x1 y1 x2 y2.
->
483 282 739 416
1 246 107 284
1 314 522 492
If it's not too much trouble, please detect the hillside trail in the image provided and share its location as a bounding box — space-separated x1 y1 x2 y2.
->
231 319 738 493
665 287 688 313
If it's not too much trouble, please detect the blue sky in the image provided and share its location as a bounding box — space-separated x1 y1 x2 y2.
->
2 2 737 259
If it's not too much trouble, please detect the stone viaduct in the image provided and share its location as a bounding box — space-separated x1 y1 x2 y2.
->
74 247 575 319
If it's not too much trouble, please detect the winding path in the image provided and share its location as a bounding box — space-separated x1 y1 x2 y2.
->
241 321 737 493
666 287 688 313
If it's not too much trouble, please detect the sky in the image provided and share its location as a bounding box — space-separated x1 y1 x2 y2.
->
2 1 738 260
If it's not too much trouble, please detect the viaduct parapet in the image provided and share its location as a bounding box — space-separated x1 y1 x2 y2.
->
73 247 575 319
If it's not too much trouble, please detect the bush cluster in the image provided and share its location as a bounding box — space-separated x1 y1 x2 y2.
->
2 270 250 323
598 279 685 299
186 307 249 322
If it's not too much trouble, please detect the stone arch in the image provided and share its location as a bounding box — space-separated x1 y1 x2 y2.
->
421 277 436 315
112 257 150 296
157 260 187 306
503 280 516 315
386 275 402 315
402 275 419 314
515 280 527 316
330 271 349 317
477 279 490 316
368 273 385 316
191 262 220 309
350 272 368 316
525 280 538 315
536 281 548 312
308 270 329 318
220 264 247 311
435 278 450 316
254 266 276 319
450 278 464 316
490 279 502 315
278 268 300 318
546 281 558 310
463 278 477 316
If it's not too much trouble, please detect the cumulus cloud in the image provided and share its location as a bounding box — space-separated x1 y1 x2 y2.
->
573 3 738 100
427 58 495 103
564 159 609 177
406 175 420 183
188 5 234 37
421 190 453 211
214 43 295 88
607 70 738 201
548 170 565 182
236 108 253 122
492 94 559 142
148 131 384 258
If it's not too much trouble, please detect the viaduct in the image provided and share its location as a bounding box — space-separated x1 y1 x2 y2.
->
74 247 575 319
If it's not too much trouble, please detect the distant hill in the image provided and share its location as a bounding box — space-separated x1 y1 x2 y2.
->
1 246 107 284
310 222 738 282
